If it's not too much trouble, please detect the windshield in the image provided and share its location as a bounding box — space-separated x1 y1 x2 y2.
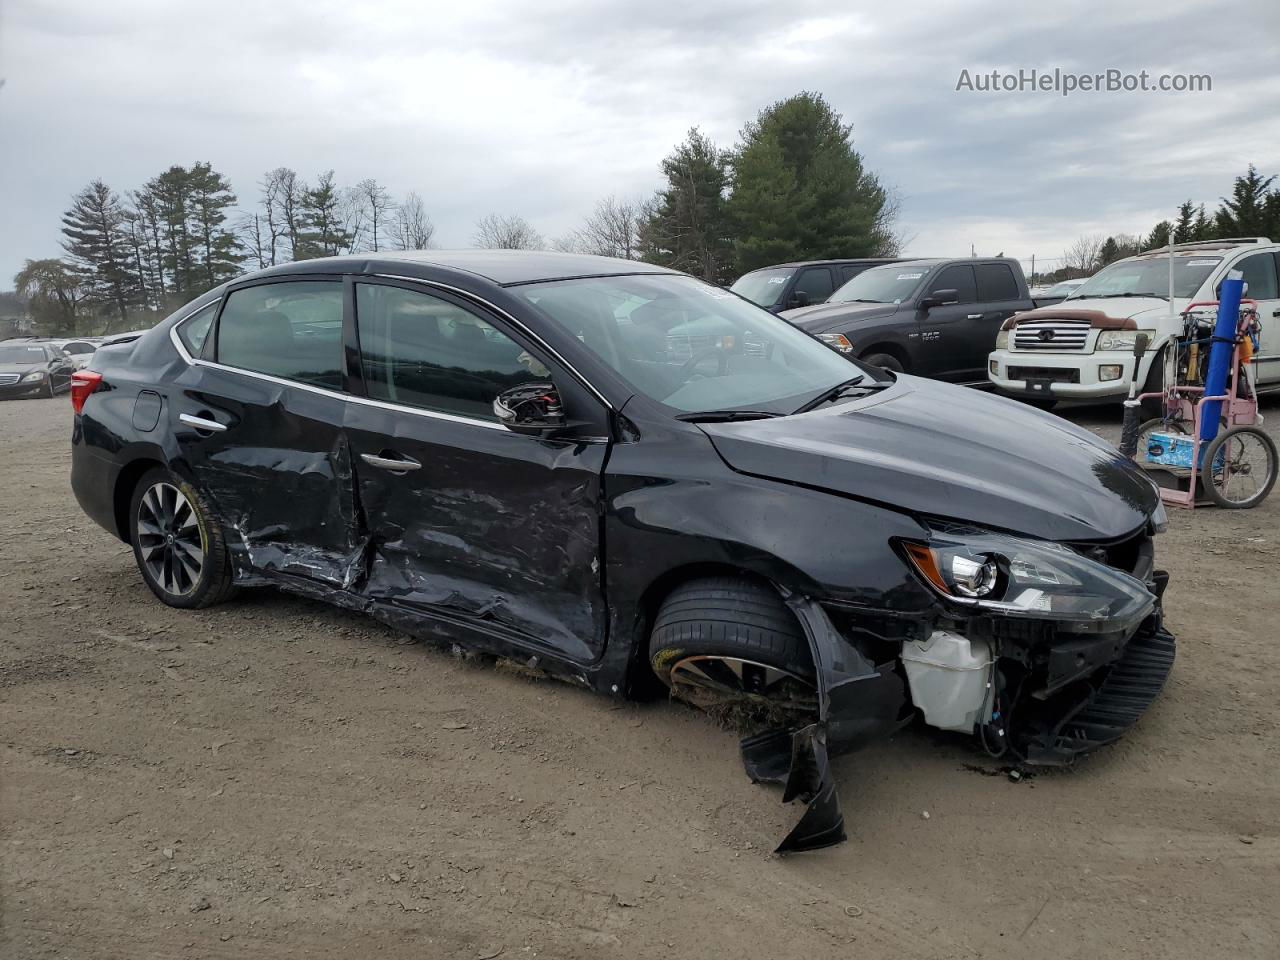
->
1045 281 1082 297
1070 256 1220 300
830 264 931 304
729 268 794 307
0 344 47 363
517 274 869 415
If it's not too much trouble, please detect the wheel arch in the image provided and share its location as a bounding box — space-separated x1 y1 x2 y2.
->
859 341 910 371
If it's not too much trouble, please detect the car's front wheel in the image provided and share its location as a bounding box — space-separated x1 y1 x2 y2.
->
649 576 816 718
129 468 235 608
861 352 904 374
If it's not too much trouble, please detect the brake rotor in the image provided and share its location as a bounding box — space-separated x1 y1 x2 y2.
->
668 655 817 712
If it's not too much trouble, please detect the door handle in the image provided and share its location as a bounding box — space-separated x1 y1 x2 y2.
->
360 452 421 472
1272 309 1280 317
966 313 983 320
178 413 227 433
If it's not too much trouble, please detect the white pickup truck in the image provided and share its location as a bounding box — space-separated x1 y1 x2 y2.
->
988 238 1280 406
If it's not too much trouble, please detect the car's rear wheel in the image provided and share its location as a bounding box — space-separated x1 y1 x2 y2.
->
649 576 816 719
129 468 235 608
862 352 904 374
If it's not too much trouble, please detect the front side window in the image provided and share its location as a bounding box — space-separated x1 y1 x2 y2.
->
215 282 343 388
793 267 834 303
729 268 795 307
929 265 977 303
1236 253 1278 300
515 274 863 416
355 284 543 420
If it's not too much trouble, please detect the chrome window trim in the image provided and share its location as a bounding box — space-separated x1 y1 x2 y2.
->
166 296 614 438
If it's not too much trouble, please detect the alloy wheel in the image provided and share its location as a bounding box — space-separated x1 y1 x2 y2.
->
135 482 205 596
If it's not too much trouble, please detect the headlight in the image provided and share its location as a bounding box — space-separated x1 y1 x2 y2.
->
1150 499 1168 534
817 333 853 353
20 370 46 382
1097 329 1155 352
995 329 1009 350
900 525 1154 632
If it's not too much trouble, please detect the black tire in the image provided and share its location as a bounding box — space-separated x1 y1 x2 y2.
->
861 352 904 375
43 378 55 399
1139 346 1167 420
1201 427 1278 509
648 575 813 686
129 467 235 608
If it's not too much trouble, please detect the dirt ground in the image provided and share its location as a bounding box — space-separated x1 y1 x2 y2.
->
2 394 1278 960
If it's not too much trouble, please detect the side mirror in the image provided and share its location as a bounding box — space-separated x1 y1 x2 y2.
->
493 381 566 436
789 290 811 309
919 289 958 310
1133 333 1150 360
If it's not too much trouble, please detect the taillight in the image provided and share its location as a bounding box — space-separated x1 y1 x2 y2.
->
70 370 103 414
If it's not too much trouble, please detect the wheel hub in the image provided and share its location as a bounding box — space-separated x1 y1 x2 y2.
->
136 482 204 597
669 655 816 711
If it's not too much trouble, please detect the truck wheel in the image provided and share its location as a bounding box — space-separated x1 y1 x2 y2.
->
1139 346 1168 420
649 576 815 716
862 352 904 374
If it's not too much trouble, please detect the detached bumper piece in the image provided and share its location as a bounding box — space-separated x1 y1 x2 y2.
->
1019 626 1176 765
740 724 845 853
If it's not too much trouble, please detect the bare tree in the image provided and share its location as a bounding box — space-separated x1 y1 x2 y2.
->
340 186 367 254
1062 234 1105 277
564 195 644 259
472 213 543 250
389 192 435 250
351 178 394 252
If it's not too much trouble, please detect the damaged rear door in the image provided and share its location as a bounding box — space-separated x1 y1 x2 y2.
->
344 280 609 663
174 278 363 584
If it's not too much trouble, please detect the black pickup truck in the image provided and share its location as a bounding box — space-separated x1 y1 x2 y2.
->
781 257 1035 385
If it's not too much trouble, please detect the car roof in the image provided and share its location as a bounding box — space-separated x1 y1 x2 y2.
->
748 257 904 270
250 250 680 287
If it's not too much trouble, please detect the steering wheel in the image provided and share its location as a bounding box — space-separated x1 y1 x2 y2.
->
679 346 730 383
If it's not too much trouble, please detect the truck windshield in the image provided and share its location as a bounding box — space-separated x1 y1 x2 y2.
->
1070 256 1221 300
729 268 795 307
829 264 931 304
518 274 867 416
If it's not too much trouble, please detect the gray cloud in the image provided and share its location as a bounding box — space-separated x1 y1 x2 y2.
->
2 0 1277 286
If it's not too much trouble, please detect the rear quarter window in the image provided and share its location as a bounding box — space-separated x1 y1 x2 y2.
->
176 303 218 355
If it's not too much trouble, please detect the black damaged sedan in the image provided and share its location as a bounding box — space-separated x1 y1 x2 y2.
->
70 251 1175 851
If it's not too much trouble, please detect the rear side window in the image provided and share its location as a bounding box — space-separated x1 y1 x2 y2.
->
975 263 1020 302
928 265 977 304
215 282 343 388
176 304 218 355
1236 253 1278 300
355 283 542 420
794 267 834 303
840 264 868 283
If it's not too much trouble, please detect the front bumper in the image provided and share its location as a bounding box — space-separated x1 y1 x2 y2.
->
988 348 1135 400
0 379 50 399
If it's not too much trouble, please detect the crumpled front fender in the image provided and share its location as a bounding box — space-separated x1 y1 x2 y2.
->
741 594 910 853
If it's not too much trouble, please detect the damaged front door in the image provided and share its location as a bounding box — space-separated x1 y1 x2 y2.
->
176 278 362 584
345 281 609 663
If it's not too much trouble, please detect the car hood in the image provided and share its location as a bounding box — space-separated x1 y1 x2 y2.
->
1056 296 1173 322
700 375 1158 542
781 301 899 333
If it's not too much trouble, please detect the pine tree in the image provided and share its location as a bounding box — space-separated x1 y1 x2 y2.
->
727 92 894 274
1172 201 1196 242
297 171 351 259
60 180 142 330
187 162 243 286
1146 221 1172 249
1214 165 1276 237
638 128 733 282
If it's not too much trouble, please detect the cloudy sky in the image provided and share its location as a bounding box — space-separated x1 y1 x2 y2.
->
2 0 1278 285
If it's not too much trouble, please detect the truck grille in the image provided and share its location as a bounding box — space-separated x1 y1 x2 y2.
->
1014 318 1090 351
0 374 20 386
